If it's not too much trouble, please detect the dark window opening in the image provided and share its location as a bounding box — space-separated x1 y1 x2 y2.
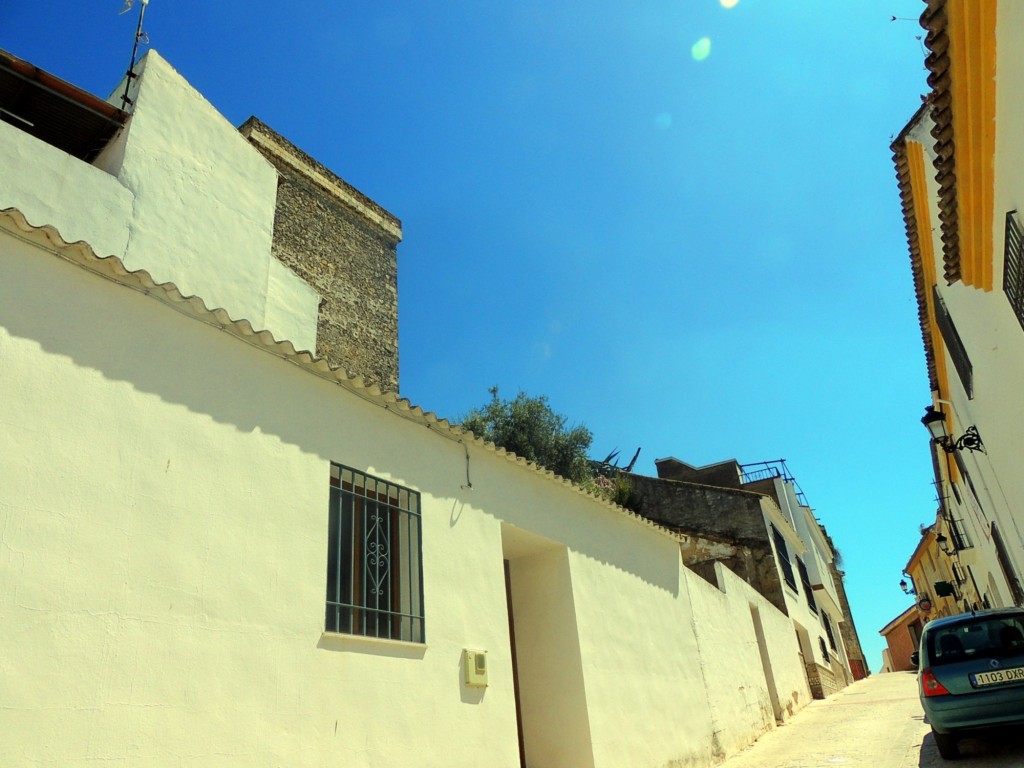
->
772 524 798 592
932 286 973 399
822 611 837 652
1003 210 1024 332
797 557 818 614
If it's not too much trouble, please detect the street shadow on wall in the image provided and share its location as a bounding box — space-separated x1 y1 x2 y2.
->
0 238 679 593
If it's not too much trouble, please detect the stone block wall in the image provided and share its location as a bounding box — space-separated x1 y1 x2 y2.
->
627 473 788 614
239 118 401 392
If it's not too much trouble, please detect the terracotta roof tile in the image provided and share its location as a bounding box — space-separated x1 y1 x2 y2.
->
921 0 961 284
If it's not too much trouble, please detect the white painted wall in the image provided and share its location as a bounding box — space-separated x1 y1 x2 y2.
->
0 51 319 354
0 119 133 258
909 98 1024 609
0 226 813 767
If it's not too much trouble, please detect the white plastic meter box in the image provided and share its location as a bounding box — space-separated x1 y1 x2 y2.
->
463 649 488 687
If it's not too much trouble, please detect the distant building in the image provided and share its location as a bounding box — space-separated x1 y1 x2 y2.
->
625 458 867 696
879 606 923 673
904 522 971 619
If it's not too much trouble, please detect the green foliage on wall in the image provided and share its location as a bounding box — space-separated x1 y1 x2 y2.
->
460 387 594 485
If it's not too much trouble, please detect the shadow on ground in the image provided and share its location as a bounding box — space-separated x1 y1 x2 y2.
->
920 728 1024 766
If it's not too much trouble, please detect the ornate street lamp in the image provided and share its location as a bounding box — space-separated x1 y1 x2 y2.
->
921 406 985 453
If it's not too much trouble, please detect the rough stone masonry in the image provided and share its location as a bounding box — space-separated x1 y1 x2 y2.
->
240 117 402 393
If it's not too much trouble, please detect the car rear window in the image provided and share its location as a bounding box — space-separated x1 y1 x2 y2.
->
927 615 1024 666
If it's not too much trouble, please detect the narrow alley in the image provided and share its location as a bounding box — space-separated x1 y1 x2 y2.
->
718 671 1024 768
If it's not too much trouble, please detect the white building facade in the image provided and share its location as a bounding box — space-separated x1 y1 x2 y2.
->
0 49 815 767
892 0 1024 612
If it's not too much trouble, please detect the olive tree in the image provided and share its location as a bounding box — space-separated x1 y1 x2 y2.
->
460 387 593 485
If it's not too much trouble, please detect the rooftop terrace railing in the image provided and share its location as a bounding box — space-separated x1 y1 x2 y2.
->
739 459 809 507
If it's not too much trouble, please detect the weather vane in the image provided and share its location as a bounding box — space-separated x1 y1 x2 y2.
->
119 0 151 110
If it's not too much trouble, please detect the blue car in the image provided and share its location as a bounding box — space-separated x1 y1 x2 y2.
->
913 608 1024 759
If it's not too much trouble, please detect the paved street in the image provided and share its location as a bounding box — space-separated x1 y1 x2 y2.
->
719 671 1024 768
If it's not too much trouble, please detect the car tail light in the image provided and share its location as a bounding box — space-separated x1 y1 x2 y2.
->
921 668 951 697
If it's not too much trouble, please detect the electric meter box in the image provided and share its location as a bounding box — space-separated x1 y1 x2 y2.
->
463 649 488 687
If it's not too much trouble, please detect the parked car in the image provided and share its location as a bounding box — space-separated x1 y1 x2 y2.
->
912 608 1024 759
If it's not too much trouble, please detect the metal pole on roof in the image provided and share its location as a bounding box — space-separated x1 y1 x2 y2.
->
119 0 150 110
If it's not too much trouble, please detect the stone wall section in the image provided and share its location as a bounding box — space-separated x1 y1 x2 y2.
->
627 473 789 614
804 661 844 699
239 118 401 392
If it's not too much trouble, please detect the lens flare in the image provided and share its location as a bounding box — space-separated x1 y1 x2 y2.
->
691 37 711 61
720 0 739 8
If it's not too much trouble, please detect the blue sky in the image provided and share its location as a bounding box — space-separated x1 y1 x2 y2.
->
2 0 933 672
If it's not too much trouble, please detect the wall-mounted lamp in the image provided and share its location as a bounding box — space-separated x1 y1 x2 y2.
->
900 578 916 595
935 532 952 556
921 406 985 453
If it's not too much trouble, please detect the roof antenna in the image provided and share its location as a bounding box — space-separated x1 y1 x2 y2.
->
119 0 151 110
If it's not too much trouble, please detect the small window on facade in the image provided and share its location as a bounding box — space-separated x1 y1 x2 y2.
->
1004 211 1024 332
952 450 984 514
932 286 973 399
326 464 425 643
947 515 973 551
771 524 798 592
822 611 837 652
819 636 830 664
797 557 818 613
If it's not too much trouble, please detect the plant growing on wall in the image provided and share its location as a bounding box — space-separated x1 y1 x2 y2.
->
460 387 594 485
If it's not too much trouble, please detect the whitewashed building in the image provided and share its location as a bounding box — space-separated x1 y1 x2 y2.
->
0 49 815 766
892 0 1024 612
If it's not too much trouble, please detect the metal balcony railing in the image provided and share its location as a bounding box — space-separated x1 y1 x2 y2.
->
739 458 809 507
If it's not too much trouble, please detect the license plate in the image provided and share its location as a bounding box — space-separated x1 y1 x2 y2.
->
972 666 1024 687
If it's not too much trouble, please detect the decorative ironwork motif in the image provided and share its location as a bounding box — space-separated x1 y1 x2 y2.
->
365 509 390 598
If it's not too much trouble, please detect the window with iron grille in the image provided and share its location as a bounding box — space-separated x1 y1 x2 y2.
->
952 561 968 586
326 464 425 642
771 524 798 592
952 450 984 514
932 286 973 399
819 636 830 664
797 557 818 613
947 515 973 551
1004 211 1024 332
822 611 837 652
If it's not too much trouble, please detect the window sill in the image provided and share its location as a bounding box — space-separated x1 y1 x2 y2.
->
317 632 428 659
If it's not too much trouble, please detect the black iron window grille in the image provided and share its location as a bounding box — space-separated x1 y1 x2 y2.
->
952 562 968 586
947 515 973 551
1004 211 1024 332
932 286 973 399
819 636 830 664
326 464 425 643
771 524 798 592
797 557 818 614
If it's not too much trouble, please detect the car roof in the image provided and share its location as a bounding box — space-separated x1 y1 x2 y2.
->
923 607 1024 634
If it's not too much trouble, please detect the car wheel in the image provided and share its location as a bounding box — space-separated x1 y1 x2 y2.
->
932 730 960 760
